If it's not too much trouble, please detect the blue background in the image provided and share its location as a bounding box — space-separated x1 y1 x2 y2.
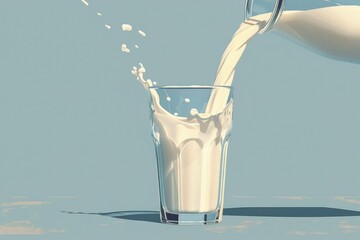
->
1 0 360 239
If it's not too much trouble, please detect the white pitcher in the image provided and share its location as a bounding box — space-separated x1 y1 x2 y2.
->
245 0 360 63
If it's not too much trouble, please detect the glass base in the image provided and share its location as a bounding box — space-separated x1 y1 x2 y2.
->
160 206 223 225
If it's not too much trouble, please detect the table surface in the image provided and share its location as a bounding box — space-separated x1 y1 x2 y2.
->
1 195 360 240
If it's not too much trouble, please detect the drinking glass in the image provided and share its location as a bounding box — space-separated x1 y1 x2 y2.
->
149 85 234 224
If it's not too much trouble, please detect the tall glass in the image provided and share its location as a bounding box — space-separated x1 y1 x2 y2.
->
149 86 234 225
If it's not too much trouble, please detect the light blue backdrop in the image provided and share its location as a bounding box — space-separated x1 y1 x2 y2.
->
1 0 359 239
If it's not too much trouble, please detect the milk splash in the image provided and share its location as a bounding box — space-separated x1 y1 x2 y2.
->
132 64 234 212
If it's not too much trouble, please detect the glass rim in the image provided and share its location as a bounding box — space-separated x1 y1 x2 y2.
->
148 85 234 90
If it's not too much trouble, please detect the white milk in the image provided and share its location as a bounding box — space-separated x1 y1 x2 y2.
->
134 5 360 213
152 100 233 212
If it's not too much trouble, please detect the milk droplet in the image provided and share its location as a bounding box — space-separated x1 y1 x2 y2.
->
138 30 146 37
122 24 133 32
174 112 178 116
121 44 130 53
135 44 139 49
184 98 190 103
81 0 89 6
190 108 198 116
97 12 102 16
105 25 111 29
166 97 171 102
